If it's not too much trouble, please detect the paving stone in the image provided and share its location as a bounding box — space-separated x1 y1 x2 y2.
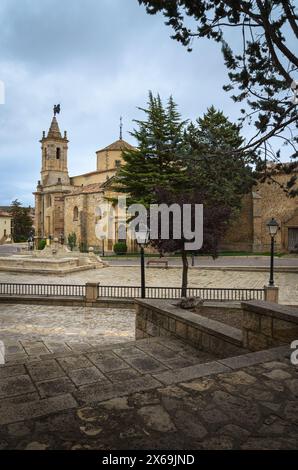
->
37 377 76 398
5 343 24 355
154 361 229 385
0 393 78 426
4 352 28 364
138 405 176 432
0 374 35 398
74 376 160 404
101 397 132 410
217 371 256 386
0 392 39 406
57 355 93 372
22 342 50 355
263 369 292 381
113 346 148 359
136 343 176 361
163 356 198 369
219 424 250 438
88 353 129 373
0 364 26 379
68 366 107 386
107 368 141 383
7 422 31 437
180 378 215 392
66 342 93 352
218 346 289 370
124 356 168 374
43 342 72 354
200 407 229 424
173 409 208 439
27 359 65 382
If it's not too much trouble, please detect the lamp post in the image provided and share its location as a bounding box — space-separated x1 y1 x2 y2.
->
267 218 279 286
135 224 149 299
100 235 106 257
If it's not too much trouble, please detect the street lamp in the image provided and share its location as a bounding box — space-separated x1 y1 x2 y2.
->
135 224 149 298
100 235 106 257
267 217 279 286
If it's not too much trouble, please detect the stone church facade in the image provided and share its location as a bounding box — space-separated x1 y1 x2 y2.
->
34 113 137 253
34 113 298 253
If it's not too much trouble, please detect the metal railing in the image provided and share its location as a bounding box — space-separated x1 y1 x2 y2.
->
0 282 265 302
97 285 265 301
0 283 85 297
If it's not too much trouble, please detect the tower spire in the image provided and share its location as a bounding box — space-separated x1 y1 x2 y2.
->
119 116 123 140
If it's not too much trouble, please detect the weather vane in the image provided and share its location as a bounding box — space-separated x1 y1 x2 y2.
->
53 104 61 116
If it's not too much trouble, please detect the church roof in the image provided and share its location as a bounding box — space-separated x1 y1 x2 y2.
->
0 210 11 217
96 139 135 153
47 116 62 139
68 183 105 196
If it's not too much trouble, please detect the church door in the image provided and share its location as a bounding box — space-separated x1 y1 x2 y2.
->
288 228 298 252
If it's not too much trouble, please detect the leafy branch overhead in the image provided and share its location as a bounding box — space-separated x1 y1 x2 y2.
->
138 0 298 193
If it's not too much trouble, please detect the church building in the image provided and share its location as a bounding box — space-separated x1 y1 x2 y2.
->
34 111 136 253
34 110 298 254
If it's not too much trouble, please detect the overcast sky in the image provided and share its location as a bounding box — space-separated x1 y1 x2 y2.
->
0 0 268 206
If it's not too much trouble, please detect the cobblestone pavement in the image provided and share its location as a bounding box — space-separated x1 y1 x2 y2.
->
0 304 135 346
0 267 297 304
0 334 296 450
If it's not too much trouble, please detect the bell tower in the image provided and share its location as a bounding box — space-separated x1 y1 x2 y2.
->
40 108 70 186
34 106 72 240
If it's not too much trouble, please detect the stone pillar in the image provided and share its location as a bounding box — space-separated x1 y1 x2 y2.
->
264 285 279 303
85 282 99 303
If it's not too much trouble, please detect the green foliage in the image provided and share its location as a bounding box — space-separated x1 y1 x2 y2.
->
9 199 33 242
113 241 128 255
114 92 188 207
184 106 255 212
38 239 46 251
80 242 88 253
67 232 77 251
138 1 298 191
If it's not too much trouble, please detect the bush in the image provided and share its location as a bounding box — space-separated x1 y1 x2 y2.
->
38 239 46 251
113 241 127 255
80 242 88 253
68 232 77 251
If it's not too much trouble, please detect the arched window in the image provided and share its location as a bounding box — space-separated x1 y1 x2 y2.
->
73 206 79 221
56 148 61 159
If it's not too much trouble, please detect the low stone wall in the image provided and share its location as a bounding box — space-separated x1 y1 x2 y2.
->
135 299 245 357
242 300 298 351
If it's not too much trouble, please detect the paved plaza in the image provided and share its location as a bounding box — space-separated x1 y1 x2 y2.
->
0 331 296 450
0 263 297 449
0 266 297 304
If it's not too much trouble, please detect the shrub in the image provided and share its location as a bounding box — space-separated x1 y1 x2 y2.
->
68 232 77 251
38 239 46 250
113 241 127 255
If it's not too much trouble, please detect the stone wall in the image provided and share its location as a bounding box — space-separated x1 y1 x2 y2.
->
135 299 245 358
242 300 298 351
223 172 298 253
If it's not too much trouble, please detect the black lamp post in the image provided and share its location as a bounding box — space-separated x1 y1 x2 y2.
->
267 218 279 286
136 224 149 299
100 235 106 257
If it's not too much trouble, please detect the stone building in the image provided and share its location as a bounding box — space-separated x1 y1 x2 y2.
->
34 112 298 253
222 170 298 253
0 210 12 244
34 112 136 253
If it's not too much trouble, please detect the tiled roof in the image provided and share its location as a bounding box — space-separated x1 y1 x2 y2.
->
0 210 12 217
67 183 105 196
96 139 135 153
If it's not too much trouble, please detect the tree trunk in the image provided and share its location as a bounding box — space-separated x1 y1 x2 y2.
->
181 250 189 297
